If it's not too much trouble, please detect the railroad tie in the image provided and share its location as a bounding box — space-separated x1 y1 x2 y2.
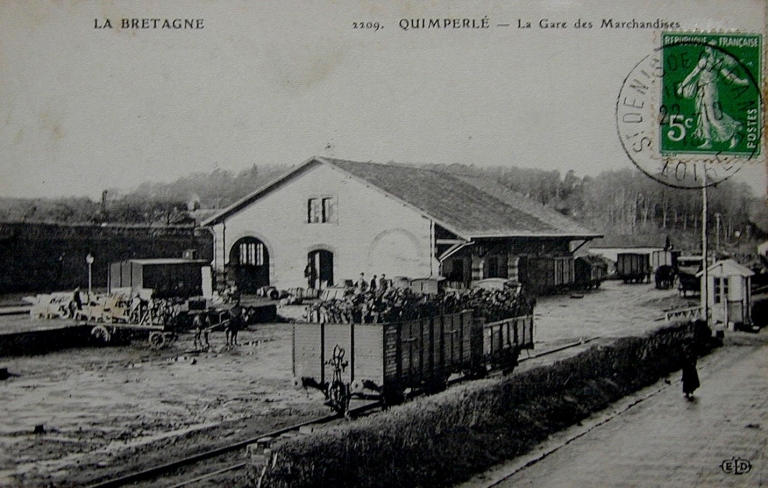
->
256 436 273 449
298 425 316 435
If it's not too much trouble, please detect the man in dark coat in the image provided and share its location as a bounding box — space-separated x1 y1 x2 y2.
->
304 260 317 289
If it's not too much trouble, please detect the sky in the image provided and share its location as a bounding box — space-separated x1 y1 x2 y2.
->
0 0 765 199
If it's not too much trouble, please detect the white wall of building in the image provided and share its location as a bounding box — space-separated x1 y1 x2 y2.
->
211 162 434 288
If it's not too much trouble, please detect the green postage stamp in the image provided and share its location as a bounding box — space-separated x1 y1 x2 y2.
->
660 33 761 157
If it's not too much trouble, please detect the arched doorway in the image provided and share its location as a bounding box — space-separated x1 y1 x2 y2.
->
307 249 333 289
229 237 270 293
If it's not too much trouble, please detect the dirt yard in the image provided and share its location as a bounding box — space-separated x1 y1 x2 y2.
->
533 279 697 347
0 280 694 487
0 325 329 487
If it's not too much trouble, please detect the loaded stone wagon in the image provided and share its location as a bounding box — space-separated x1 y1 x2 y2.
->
292 309 534 415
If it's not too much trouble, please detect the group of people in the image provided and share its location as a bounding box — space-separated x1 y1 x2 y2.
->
354 272 390 293
304 282 535 325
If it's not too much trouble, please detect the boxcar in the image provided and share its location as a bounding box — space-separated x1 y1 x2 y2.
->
523 256 575 294
616 253 651 283
108 258 208 298
650 250 680 272
293 310 534 412
574 256 608 290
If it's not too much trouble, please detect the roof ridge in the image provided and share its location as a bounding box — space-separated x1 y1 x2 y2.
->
319 156 463 177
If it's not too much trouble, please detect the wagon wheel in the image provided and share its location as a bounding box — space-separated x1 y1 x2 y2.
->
148 331 166 350
382 385 405 408
91 325 112 344
164 332 177 346
424 374 448 394
326 380 351 417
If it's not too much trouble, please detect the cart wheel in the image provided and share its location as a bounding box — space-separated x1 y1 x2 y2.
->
382 386 405 408
148 332 166 350
91 325 111 344
424 375 448 394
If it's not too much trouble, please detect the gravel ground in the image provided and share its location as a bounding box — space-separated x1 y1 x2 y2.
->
533 279 696 346
0 325 329 487
0 280 692 487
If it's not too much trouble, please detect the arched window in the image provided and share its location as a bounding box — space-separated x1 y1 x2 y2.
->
238 240 265 266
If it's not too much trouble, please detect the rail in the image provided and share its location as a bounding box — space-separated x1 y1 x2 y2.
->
83 401 381 488
84 336 600 488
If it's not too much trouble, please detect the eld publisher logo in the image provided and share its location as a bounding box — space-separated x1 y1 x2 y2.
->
721 457 752 475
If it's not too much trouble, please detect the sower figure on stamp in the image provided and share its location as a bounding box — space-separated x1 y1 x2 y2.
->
676 46 750 150
681 343 700 400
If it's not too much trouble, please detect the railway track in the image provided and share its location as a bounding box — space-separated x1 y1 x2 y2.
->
85 337 600 488
84 401 381 488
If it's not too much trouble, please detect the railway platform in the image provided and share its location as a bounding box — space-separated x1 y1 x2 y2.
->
0 316 90 356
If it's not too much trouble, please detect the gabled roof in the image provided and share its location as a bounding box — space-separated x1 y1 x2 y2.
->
452 174 597 237
696 259 755 278
203 157 601 240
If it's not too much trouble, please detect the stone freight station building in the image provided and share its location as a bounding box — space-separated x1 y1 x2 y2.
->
202 157 601 293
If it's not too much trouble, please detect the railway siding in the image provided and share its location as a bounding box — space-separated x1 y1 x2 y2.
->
249 320 714 488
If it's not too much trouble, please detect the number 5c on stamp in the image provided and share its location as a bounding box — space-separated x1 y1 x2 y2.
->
660 33 762 157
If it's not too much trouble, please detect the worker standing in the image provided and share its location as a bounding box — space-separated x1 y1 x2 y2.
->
304 260 317 289
226 304 243 346
193 313 210 351
356 273 368 292
378 274 388 292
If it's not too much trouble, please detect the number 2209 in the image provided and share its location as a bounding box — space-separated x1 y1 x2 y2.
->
353 21 382 31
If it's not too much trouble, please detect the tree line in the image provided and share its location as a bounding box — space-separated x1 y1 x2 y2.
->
0 162 763 250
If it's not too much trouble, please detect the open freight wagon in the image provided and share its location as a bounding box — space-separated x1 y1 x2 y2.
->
293 310 534 414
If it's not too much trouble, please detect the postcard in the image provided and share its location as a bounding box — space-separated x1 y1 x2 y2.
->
0 1 765 487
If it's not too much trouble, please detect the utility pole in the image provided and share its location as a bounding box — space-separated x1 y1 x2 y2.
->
714 212 721 255
702 173 709 326
86 253 94 300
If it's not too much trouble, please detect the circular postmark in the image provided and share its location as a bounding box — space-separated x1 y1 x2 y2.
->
616 34 763 189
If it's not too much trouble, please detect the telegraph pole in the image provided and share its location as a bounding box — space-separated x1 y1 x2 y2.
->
701 173 708 325
714 212 721 254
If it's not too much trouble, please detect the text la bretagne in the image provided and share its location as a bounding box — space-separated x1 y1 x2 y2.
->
94 18 204 30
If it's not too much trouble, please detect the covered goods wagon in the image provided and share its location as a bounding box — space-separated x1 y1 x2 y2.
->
616 253 651 283
574 255 608 289
108 258 209 298
522 256 575 294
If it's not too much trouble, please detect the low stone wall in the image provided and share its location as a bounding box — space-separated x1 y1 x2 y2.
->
247 321 713 488
0 222 212 293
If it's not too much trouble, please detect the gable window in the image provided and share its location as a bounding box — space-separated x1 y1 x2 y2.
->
308 196 336 223
239 241 264 266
